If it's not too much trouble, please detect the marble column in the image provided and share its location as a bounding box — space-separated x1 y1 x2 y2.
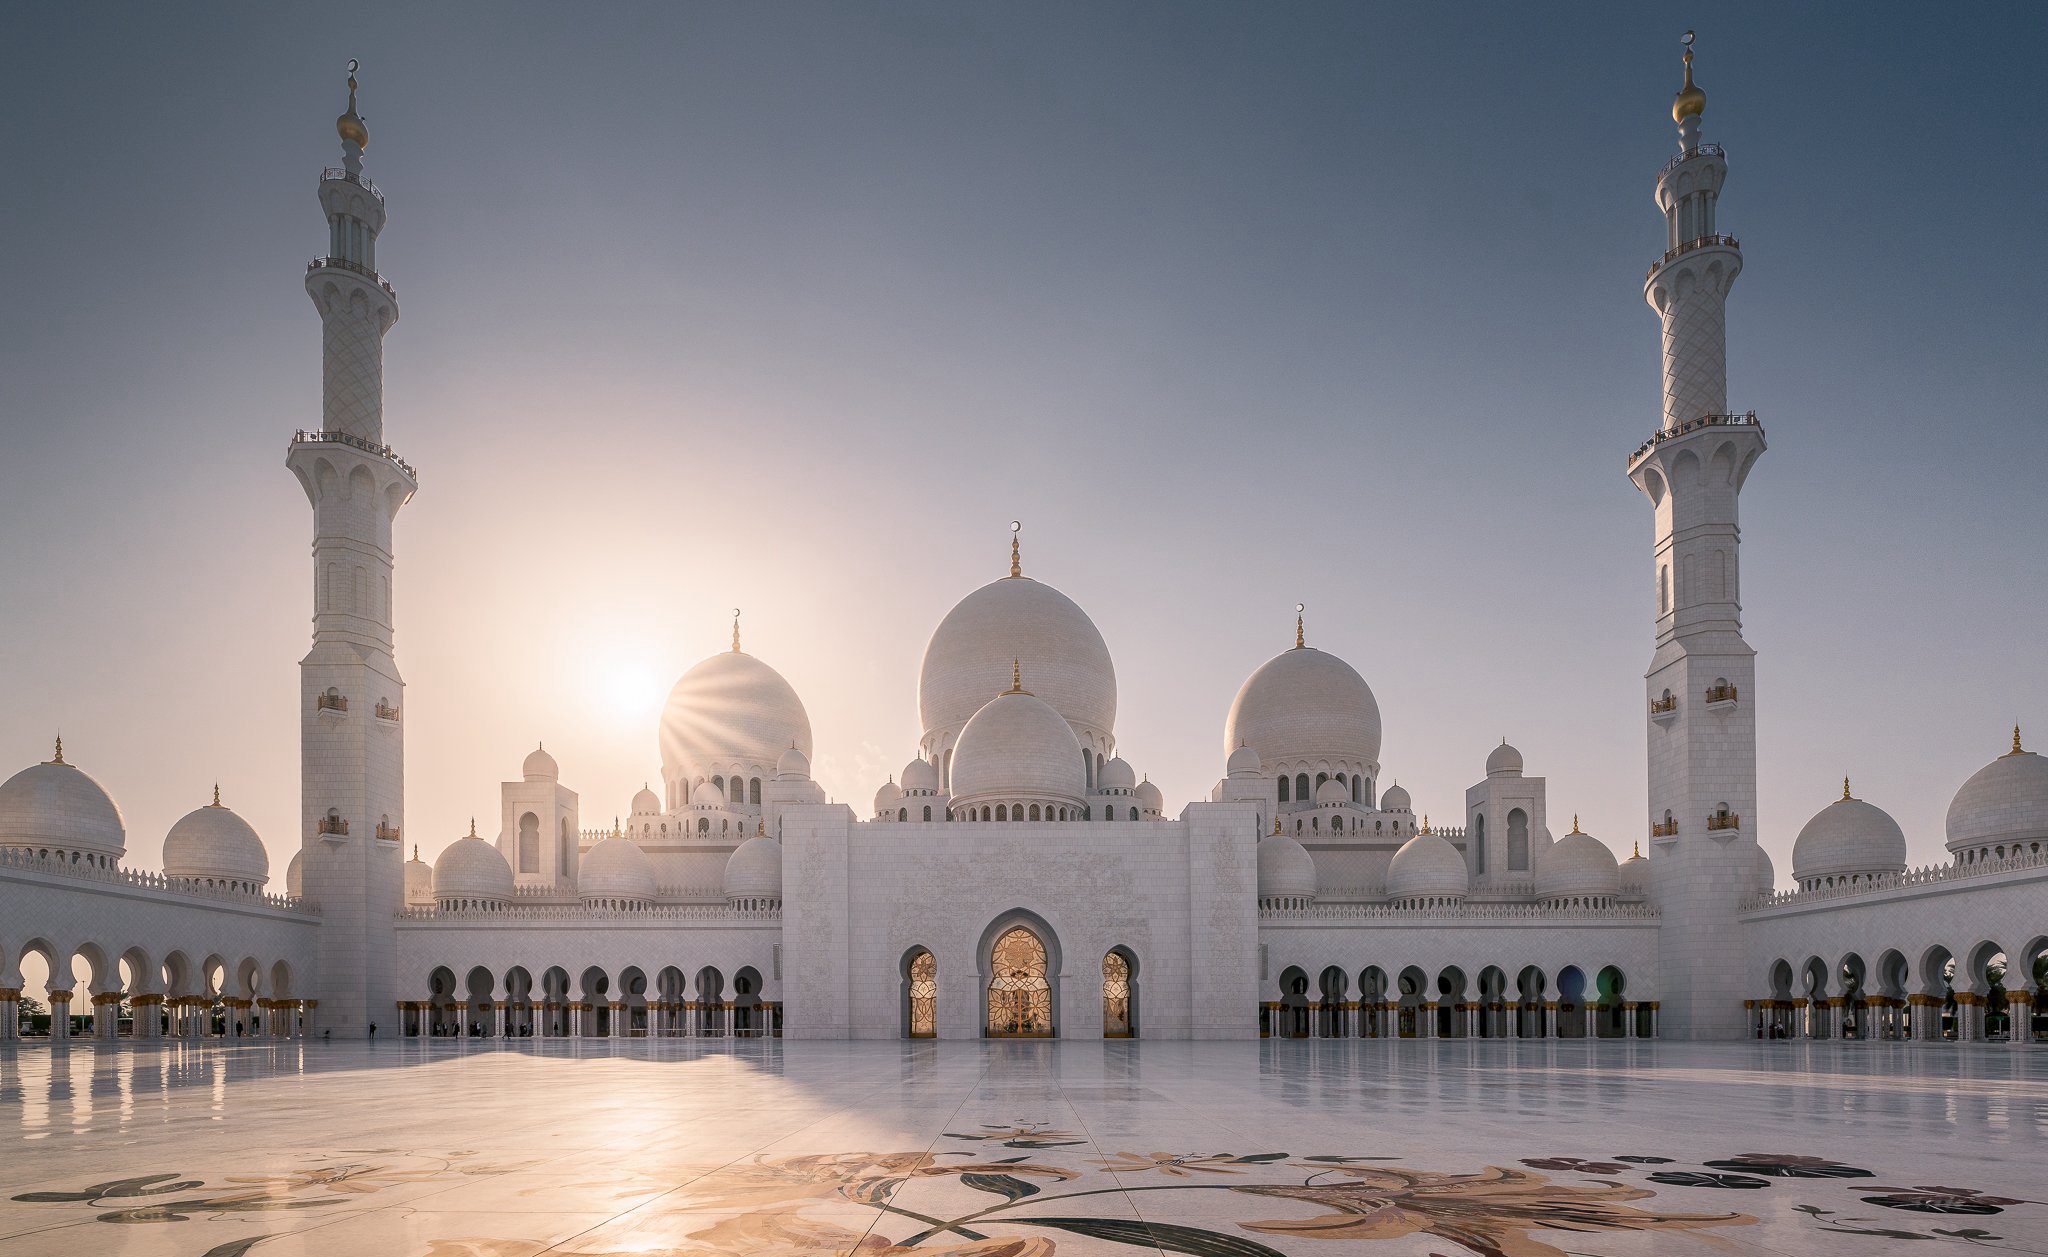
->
609 1002 626 1039
134 994 163 1039
0 988 17 1041
2012 991 2036 1046
48 989 73 1041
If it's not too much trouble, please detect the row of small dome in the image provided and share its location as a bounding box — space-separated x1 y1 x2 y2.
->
872 746 1165 818
1256 817 1651 906
418 820 781 907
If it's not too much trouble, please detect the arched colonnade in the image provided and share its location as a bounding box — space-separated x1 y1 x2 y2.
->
1262 962 1652 1040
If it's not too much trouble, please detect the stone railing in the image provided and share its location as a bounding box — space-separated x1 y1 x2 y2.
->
306 255 399 302
1704 683 1739 704
315 692 349 712
1651 819 1680 837
1706 812 1741 832
399 902 778 923
374 701 400 721
1646 233 1740 278
317 816 350 836
0 846 315 914
1742 847 2048 912
1628 411 1763 468
290 429 418 482
1658 141 1725 178
319 167 383 202
501 882 726 904
1261 900 1658 922
1649 694 1678 715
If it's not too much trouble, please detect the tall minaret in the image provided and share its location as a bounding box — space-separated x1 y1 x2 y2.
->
288 64 415 1037
1625 35 1766 1040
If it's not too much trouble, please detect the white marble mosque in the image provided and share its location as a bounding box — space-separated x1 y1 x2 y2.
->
2 46 2045 1053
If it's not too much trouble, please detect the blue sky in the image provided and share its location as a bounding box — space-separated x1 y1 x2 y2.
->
3 4 2043 879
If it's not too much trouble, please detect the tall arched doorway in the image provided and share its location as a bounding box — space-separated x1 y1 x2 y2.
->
987 927 1053 1038
1103 949 1135 1038
905 949 937 1039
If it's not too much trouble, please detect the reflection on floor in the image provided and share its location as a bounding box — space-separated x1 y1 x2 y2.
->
0 1039 2044 1256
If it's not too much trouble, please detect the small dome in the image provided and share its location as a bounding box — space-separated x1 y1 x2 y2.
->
1315 778 1349 806
1224 647 1382 775
1379 782 1412 813
1945 733 2048 854
287 849 306 899
691 781 724 807
1099 756 1136 791
1256 832 1317 901
1225 744 1262 778
630 785 662 816
0 748 127 862
579 833 657 902
522 744 559 782
1795 788 1908 883
1388 830 1468 901
1486 740 1524 778
1750 843 1775 896
162 795 269 886
777 745 811 780
902 756 939 793
874 779 904 815
948 686 1087 809
433 827 515 903
724 834 782 901
1136 778 1163 813
1535 826 1620 900
403 846 432 907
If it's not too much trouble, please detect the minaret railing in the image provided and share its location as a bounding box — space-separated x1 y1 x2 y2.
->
290 429 418 481
318 167 383 202
1645 233 1741 278
1657 142 1725 178
1626 411 1762 468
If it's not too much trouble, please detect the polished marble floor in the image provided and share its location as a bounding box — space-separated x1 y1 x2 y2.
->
0 1038 2044 1256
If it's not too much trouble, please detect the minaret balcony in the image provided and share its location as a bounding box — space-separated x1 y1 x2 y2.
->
375 822 402 841
1657 142 1725 179
375 701 401 722
1649 694 1679 723
1650 819 1679 838
289 429 419 483
315 691 349 715
317 816 350 837
1645 233 1740 280
318 167 383 204
306 256 398 301
1625 411 1762 471
1706 812 1741 832
1703 683 1739 710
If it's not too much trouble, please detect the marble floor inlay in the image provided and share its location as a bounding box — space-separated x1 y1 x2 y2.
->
1 1040 2044 1256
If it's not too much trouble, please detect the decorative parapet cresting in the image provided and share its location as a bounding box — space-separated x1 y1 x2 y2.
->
0 846 317 914
1260 901 1659 922
1741 847 2048 913
399 902 781 923
1627 411 1762 469
289 429 418 482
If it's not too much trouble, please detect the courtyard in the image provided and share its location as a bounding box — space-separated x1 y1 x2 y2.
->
0 1039 2043 1255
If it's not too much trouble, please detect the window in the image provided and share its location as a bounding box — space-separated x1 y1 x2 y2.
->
1029 804 1041 821
1128 806 1138 821
1278 776 1290 803
997 805 1008 821
988 928 1051 1037
518 813 539 874
1295 773 1310 802
1103 951 1132 1038
1508 809 1529 871
923 805 932 822
730 777 745 804
898 807 907 822
713 775 725 796
1472 813 1486 875
909 951 937 1038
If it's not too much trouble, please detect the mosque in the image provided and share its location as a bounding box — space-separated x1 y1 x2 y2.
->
1 49 2044 1046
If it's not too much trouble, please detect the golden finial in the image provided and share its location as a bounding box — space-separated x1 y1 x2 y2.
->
1672 32 1706 125
1843 776 1853 801
412 844 419 862
468 817 478 839
731 608 742 653
1272 815 1282 836
1631 840 1641 859
1295 603 1306 650
1421 814 1431 835
48 735 63 765
337 59 370 150
211 783 222 808
613 816 623 839
757 818 766 836
1570 814 1581 835
2010 724 2025 756
1009 521 1022 578
1005 658 1029 695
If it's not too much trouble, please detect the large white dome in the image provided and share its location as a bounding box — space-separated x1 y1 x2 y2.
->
0 749 126 864
579 834 657 903
1795 788 1908 884
1535 826 1619 900
725 835 782 901
919 576 1116 748
1946 737 2048 855
948 686 1087 811
434 828 515 904
1223 647 1382 775
659 649 814 781
1388 830 1468 901
162 796 269 887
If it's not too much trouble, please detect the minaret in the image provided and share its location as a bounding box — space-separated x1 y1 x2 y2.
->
287 63 415 1038
1625 35 1766 1040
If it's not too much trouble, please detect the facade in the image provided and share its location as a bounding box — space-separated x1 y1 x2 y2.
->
2 51 2045 1046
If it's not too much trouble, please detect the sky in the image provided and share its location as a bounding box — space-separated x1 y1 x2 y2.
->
3 4 2045 887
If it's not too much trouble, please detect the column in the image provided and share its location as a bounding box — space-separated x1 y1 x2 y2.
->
1306 1002 1320 1039
2007 991 2032 1047
48 990 73 1041
609 1002 626 1039
133 994 161 1040
722 1001 736 1038
1541 1000 1557 1039
302 999 318 1040
0 988 17 1041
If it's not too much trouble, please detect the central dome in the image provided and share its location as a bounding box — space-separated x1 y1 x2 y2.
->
1223 647 1383 775
659 649 814 782
919 576 1116 749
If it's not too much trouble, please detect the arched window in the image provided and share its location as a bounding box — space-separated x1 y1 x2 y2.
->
981 806 991 822
750 778 762 805
908 950 937 1038
1316 772 1329 790
1331 816 1343 832
898 807 908 822
1507 809 1529 871
1472 813 1486 875
1128 806 1138 821
518 813 539 873
1659 564 1669 613
729 777 745 804
1278 776 1290 803
1082 748 1094 788
997 805 1008 821
1104 807 1114 822
1294 773 1310 802
942 749 952 790
1029 804 1041 821
1353 776 1362 804
560 817 572 875
712 775 725 796
698 817 709 834
923 805 932 822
